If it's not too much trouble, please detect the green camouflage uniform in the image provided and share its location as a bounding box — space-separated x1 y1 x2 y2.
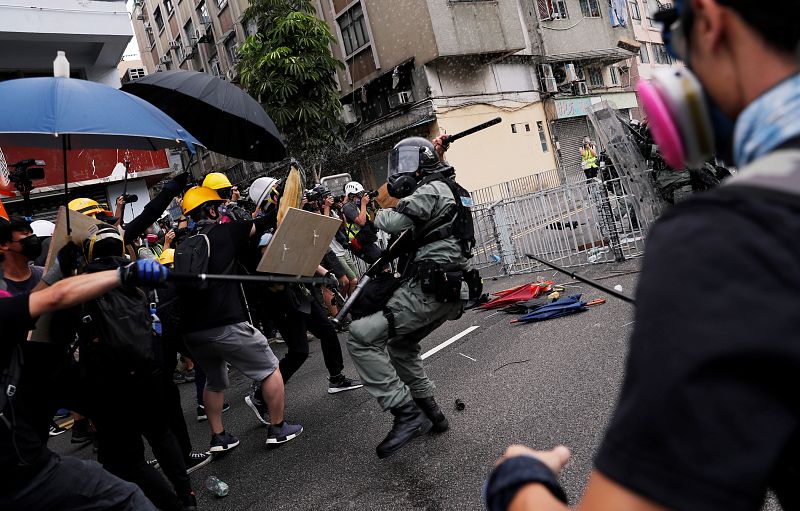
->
347 180 469 411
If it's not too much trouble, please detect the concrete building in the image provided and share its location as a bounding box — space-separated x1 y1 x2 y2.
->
316 0 640 191
0 0 173 220
130 0 263 181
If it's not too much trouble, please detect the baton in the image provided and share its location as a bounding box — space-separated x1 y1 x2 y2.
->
167 272 328 285
525 253 635 304
333 274 371 324
441 117 502 148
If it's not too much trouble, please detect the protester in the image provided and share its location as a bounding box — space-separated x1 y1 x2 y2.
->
0 254 168 511
342 181 381 264
0 216 44 295
202 171 250 221
485 1 800 509
176 185 302 451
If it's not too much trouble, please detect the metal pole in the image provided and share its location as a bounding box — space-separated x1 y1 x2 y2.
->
62 135 71 235
167 272 328 285
525 253 635 304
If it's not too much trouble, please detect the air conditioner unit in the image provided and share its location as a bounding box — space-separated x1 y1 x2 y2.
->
575 65 586 81
143 21 151 30
341 104 358 125
388 90 413 109
564 63 578 83
169 40 180 49
554 63 578 86
159 55 172 64
155 64 166 72
573 81 589 95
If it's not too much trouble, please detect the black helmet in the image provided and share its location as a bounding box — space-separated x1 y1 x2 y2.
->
387 137 439 199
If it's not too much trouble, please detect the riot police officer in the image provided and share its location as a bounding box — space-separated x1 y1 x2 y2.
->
346 137 477 458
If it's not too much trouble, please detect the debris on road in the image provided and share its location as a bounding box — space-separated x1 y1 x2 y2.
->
455 399 466 411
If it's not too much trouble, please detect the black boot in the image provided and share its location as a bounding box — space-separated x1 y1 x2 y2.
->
376 400 433 459
414 397 449 433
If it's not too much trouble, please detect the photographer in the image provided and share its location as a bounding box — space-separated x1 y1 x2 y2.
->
579 137 599 179
0 257 168 511
342 181 381 264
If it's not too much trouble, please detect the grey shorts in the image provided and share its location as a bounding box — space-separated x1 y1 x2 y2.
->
183 322 279 392
337 253 359 280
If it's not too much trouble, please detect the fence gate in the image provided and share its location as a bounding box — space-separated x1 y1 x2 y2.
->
470 174 660 275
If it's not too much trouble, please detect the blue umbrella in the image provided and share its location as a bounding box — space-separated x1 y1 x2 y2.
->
0 77 202 232
512 294 588 323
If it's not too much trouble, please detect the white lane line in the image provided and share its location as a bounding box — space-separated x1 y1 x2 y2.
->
458 353 477 362
421 326 480 360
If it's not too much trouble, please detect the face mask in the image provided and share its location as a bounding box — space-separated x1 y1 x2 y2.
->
18 234 42 261
387 173 418 199
637 3 735 169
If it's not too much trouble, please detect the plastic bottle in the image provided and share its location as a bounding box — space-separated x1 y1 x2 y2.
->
204 476 229 498
53 51 70 78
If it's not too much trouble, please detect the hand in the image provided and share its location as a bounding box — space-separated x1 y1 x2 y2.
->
231 186 240 202
165 229 176 244
119 259 169 287
56 241 83 274
116 195 125 207
495 445 571 476
432 135 450 159
323 272 339 290
324 196 334 208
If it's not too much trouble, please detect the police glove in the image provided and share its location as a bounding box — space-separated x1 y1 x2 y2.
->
119 259 169 287
323 272 339 290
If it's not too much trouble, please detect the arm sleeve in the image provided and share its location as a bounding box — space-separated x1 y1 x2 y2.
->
373 209 414 234
123 175 187 244
342 203 359 223
0 294 32 333
595 199 800 511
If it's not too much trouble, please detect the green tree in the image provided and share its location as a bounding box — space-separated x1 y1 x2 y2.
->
238 0 346 183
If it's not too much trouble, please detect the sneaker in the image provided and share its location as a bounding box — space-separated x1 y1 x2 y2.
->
146 459 160 470
49 423 68 437
185 451 213 474
266 421 303 445
209 431 239 453
244 394 270 426
71 419 94 445
196 403 230 422
328 374 364 394
180 490 197 511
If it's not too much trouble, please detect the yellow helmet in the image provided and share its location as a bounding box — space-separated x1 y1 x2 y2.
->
181 186 223 214
202 172 232 190
69 197 113 217
158 248 175 266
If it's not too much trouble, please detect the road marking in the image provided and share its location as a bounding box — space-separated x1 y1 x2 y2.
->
421 326 480 360
458 353 477 362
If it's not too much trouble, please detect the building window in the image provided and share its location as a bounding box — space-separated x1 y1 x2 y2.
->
209 55 221 77
184 18 195 43
164 0 174 16
588 67 604 87
197 1 210 25
153 6 164 32
629 0 640 22
580 0 601 18
639 43 650 63
174 35 185 61
653 43 671 64
337 2 370 57
145 26 156 47
537 121 549 152
552 0 569 19
609 66 619 85
245 18 258 37
643 0 655 26
225 37 238 66
216 0 228 10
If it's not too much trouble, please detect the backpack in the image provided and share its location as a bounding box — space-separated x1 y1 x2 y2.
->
79 285 158 373
174 223 215 291
411 173 477 258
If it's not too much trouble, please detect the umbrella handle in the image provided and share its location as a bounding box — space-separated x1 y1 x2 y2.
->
62 135 71 235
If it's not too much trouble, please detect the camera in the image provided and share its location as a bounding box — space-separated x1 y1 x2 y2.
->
357 190 379 200
122 193 139 204
9 159 46 190
173 226 190 237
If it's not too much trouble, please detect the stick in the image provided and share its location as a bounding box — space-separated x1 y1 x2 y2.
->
443 117 502 146
524 254 635 304
167 272 328 285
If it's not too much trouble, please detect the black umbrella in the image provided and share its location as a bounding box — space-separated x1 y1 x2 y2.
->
121 70 286 162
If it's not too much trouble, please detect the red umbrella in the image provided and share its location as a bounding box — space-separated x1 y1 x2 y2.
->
478 281 553 310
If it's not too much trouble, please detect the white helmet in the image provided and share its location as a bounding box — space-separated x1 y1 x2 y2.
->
248 176 278 208
344 181 364 196
30 219 55 238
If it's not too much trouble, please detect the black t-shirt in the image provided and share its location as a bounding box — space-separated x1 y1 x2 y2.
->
0 294 66 492
595 185 800 511
4 266 44 296
179 220 255 333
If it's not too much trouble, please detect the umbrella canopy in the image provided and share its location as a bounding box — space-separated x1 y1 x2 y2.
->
121 70 286 162
0 77 201 150
478 282 553 310
513 294 588 323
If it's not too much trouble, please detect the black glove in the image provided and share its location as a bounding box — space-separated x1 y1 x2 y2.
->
119 259 169 287
323 272 339 290
57 241 83 274
163 171 191 195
